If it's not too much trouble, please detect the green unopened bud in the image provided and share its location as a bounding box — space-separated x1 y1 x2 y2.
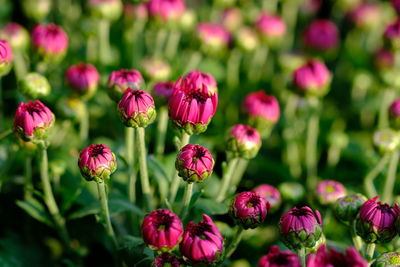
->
334 194 367 223
278 182 305 203
376 252 400 267
373 129 400 154
19 73 51 99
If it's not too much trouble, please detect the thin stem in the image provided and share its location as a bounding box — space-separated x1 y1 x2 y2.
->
155 106 168 158
24 156 32 200
378 89 396 129
180 183 193 219
306 98 320 191
216 158 239 202
231 159 249 192
98 19 111 65
0 129 12 140
351 220 363 252
365 243 376 261
226 48 242 89
165 30 181 60
382 150 400 203
248 47 268 83
97 182 118 248
86 35 97 63
13 51 28 81
154 28 168 59
225 227 244 258
137 127 153 212
183 52 202 74
363 153 391 198
299 247 306 267
80 101 89 144
282 0 299 51
126 127 136 203
168 133 191 204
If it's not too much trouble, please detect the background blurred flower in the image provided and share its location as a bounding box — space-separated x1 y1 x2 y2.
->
18 72 51 99
66 63 100 99
254 184 281 212
107 69 143 102
226 124 261 159
334 194 367 223
153 253 183 267
315 180 346 205
293 60 331 97
0 23 29 51
307 245 367 267
258 246 301 267
147 0 185 22
302 19 339 51
0 39 12 76
31 23 68 61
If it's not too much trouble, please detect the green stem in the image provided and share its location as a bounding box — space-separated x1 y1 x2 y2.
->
39 146 70 246
168 133 191 204
299 247 306 267
378 89 396 129
0 129 12 140
231 159 249 192
97 182 118 248
364 153 391 198
226 48 242 89
351 220 364 253
216 158 239 202
154 28 168 59
155 106 168 158
98 19 111 65
24 156 32 200
365 243 376 261
86 35 97 63
282 0 299 51
306 98 320 191
248 47 268 83
183 52 202 74
137 127 153 212
126 127 136 203
13 51 28 81
225 227 244 258
382 150 399 203
165 30 181 60
180 182 193 219
80 101 89 144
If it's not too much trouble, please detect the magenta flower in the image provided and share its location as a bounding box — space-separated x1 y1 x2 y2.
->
384 19 400 49
315 180 346 205
242 91 280 133
229 191 269 229
107 69 143 102
293 60 331 97
175 144 214 183
197 23 231 51
153 253 182 267
226 124 261 159
147 0 185 21
13 100 54 143
356 196 400 243
31 23 68 61
374 48 394 70
0 39 12 75
303 19 339 51
168 72 218 135
254 184 282 212
153 81 175 102
348 3 380 29
258 246 301 267
307 245 368 267
118 88 156 128
78 144 117 183
279 206 323 251
0 23 29 51
255 13 286 41
180 214 224 265
389 98 400 129
142 209 183 252
66 63 100 98
186 70 218 94
392 0 400 14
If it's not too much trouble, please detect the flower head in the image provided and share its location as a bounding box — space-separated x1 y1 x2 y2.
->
258 246 301 267
107 69 143 102
22 0 52 21
66 63 100 99
197 23 231 53
221 8 243 32
78 144 117 183
153 253 183 267
334 194 367 223
307 245 367 267
374 48 394 70
19 73 51 99
118 88 156 128
226 124 261 159
315 180 346 205
279 206 323 251
0 39 12 76
142 209 183 252
229 191 269 229
186 70 217 94
0 23 30 51
180 214 224 266
153 81 176 103
375 252 400 267
175 144 214 183
348 3 380 29
235 27 259 53
279 182 305 203
293 60 331 97
373 129 400 154
168 72 218 135
356 196 400 243
13 100 54 143
89 0 123 21
303 19 339 51
254 184 281 212
255 13 286 43
31 23 68 61
142 58 171 82
147 0 185 22
384 19 400 50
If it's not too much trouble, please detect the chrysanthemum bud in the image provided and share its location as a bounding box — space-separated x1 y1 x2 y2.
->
147 0 185 22
375 252 400 267
307 245 368 267
255 13 286 45
334 194 367 223
88 0 123 21
153 253 183 267
0 23 29 51
118 88 156 128
153 81 175 104
13 100 54 143
373 129 400 154
185 70 217 94
107 69 143 102
315 180 346 206
180 214 224 266
384 19 400 50
293 60 331 97
22 0 51 21
66 63 100 99
258 246 301 267
279 182 305 203
303 19 339 52
279 206 323 251
18 72 51 99
254 184 281 212
348 3 380 30
197 23 231 54
229 191 269 229
226 124 261 159
392 0 400 15
389 98 400 130
221 8 243 32
374 48 394 70
142 209 183 252
78 144 117 183
31 23 68 62
175 144 214 183
356 196 400 243
235 27 259 53
142 58 171 82
0 39 12 76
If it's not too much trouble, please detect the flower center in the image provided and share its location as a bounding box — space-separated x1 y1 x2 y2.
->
324 185 335 193
377 204 392 213
246 194 261 208
187 90 208 103
25 102 43 115
291 208 308 217
154 212 174 231
246 129 254 136
389 255 400 264
191 222 212 239
89 145 105 157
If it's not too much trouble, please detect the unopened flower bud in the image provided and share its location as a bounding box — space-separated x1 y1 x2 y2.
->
315 180 346 205
0 39 12 76
22 0 51 21
258 246 301 267
153 253 183 267
142 58 171 82
373 129 400 154
384 19 400 50
334 194 367 223
197 22 231 54
19 72 51 99
255 13 286 45
0 23 29 51
293 60 331 97
348 3 380 29
307 245 367 267
107 69 143 102
279 182 304 203
235 27 259 53
147 0 185 23
254 184 281 212
389 98 400 130
89 0 123 21
303 19 339 52
66 63 100 99
221 8 243 32
31 23 68 62
152 81 175 104
225 124 261 159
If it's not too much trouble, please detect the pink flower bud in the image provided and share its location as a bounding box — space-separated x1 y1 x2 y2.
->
185 70 217 94
107 69 143 102
153 81 175 103
31 23 68 61
89 0 123 21
315 180 346 205
220 8 243 32
0 39 12 76
0 23 29 51
356 196 400 243
258 246 301 267
255 13 286 42
226 124 261 159
13 100 54 143
348 3 380 29
147 0 185 22
374 48 394 70
66 63 100 98
293 60 331 97
124 3 148 21
392 0 400 15
307 245 368 267
254 184 281 212
175 144 214 183
242 91 280 133
384 19 400 50
153 253 183 267
279 206 323 251
142 58 171 82
168 72 218 135
142 209 183 252
118 88 156 128
78 144 117 183
235 27 259 52
197 23 231 52
180 214 224 265
303 19 339 51
389 98 400 129
229 191 269 229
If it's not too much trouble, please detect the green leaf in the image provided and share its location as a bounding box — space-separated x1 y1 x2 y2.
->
109 198 144 217
147 155 170 201
16 198 53 227
68 201 100 220
189 191 202 209
195 198 228 215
